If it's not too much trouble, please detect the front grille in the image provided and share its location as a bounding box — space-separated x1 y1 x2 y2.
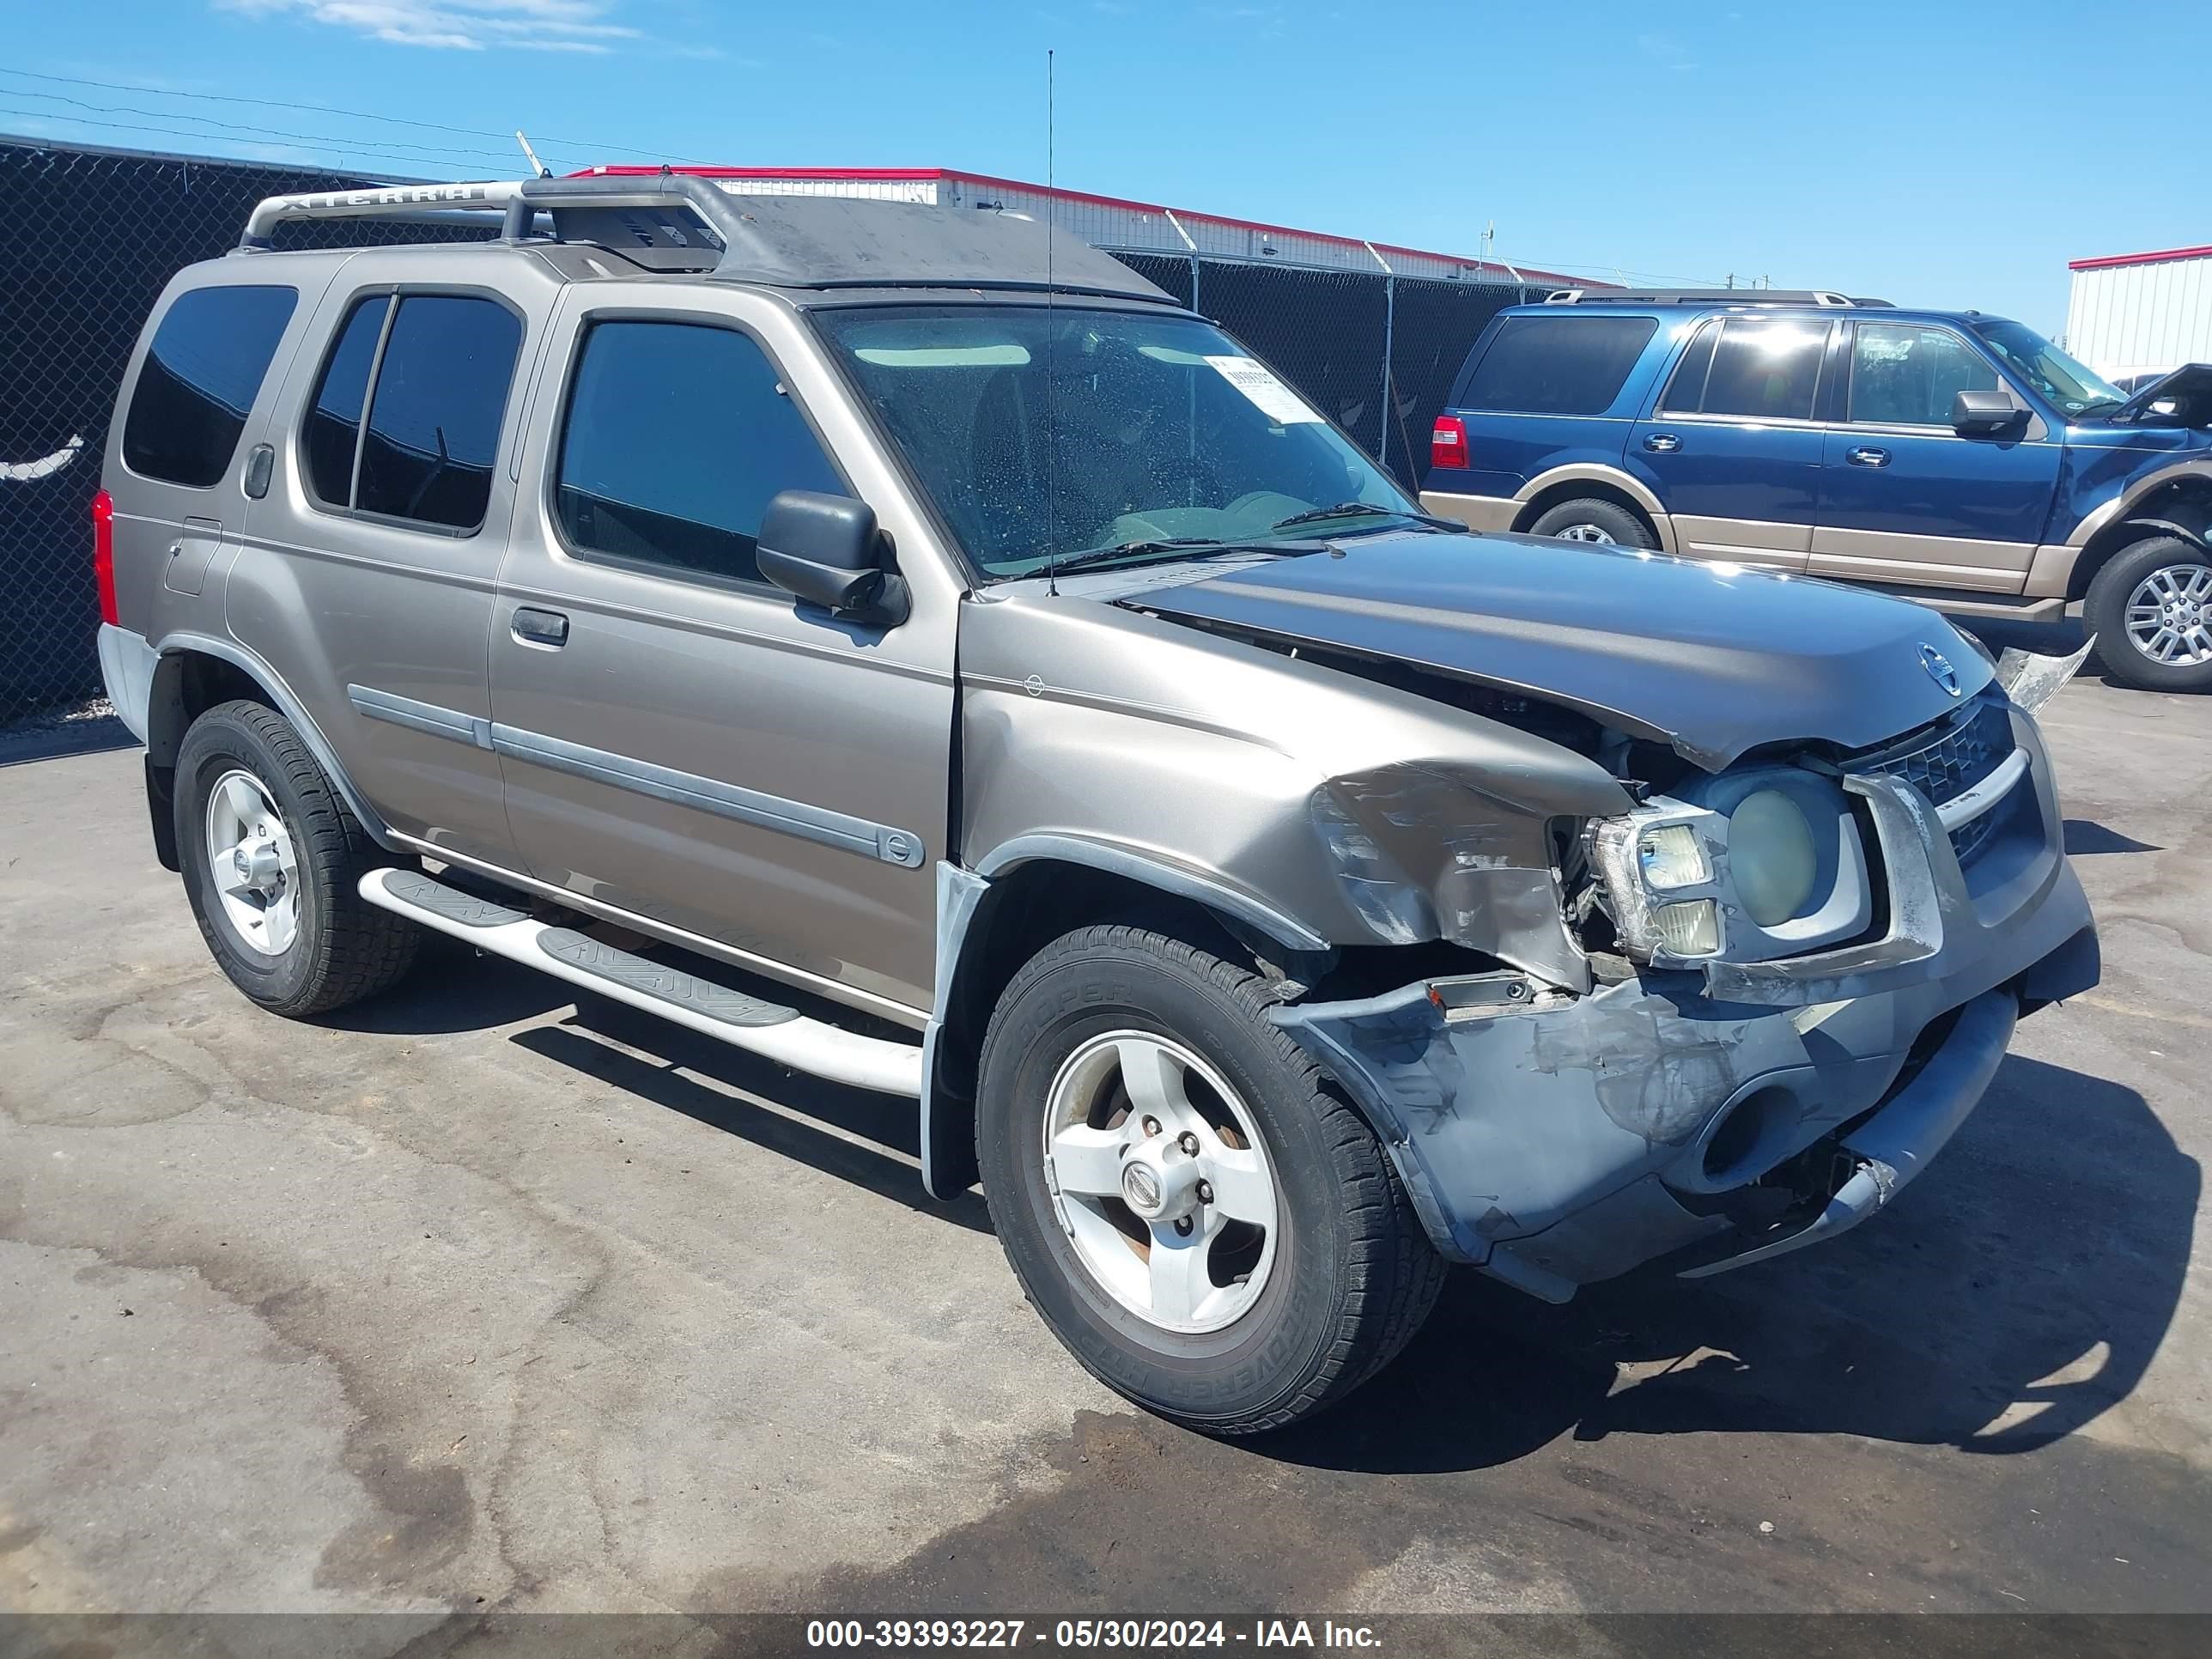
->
1849 697 2016 866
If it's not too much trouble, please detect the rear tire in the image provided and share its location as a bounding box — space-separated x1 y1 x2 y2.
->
975 925 1444 1436
1527 495 1657 548
176 700 420 1017
2085 536 2212 692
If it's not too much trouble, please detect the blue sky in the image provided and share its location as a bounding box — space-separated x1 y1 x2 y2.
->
3 0 2204 334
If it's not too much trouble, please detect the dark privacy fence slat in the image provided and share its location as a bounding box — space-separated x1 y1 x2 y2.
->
0 138 1528 723
0 140 494 722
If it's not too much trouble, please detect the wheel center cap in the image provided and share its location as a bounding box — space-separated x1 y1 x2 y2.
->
233 840 283 890
1120 1140 1200 1223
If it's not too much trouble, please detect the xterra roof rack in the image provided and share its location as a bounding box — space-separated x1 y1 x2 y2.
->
1542 288 1894 308
235 172 1171 303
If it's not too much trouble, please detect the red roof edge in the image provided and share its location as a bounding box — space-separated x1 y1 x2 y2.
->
2069 243 2212 272
568 163 1597 288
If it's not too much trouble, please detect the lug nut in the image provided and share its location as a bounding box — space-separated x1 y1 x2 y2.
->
1173 1217 1194 1236
1196 1180 1213 1205
1141 1116 1162 1137
1177 1131 1200 1155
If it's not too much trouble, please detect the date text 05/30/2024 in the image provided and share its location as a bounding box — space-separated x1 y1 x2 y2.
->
805 1620 1382 1649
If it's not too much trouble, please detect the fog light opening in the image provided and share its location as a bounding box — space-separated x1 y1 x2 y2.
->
1703 1086 1796 1185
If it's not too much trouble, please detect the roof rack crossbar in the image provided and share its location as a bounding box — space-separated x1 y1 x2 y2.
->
240 180 532 249
1541 287 1893 308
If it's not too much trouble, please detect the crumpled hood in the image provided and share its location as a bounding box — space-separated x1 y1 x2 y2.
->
1116 531 1993 771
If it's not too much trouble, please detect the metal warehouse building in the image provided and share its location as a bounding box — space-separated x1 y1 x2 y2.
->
2064 243 2212 380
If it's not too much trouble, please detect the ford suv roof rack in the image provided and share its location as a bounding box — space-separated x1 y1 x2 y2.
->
1541 288 1893 308
235 173 1170 302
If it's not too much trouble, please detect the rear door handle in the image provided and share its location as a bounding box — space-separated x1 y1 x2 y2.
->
1846 446 1891 467
1644 433 1680 453
511 607 569 648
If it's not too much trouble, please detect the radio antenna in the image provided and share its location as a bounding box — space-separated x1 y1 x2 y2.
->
1042 47 1060 598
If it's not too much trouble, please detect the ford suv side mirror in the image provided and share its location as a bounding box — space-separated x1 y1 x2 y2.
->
1952 390 2024 436
757 490 909 627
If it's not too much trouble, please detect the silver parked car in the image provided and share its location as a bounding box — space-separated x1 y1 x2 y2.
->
94 175 2099 1433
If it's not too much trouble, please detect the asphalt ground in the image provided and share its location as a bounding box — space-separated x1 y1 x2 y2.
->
1 664 2205 1652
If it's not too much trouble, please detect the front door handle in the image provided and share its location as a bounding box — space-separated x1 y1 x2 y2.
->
511 607 569 648
1644 433 1680 453
1846 446 1891 467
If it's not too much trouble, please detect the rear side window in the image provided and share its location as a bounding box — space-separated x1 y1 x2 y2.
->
122 285 298 487
1692 319 1827 422
1461 315 1657 416
554 319 844 585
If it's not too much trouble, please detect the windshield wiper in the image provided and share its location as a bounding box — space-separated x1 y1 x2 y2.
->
1044 538 1228 575
1269 501 1466 533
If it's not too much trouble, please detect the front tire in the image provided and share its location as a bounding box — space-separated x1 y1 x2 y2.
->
175 700 420 1017
2086 536 2212 692
1527 495 1656 548
975 925 1443 1435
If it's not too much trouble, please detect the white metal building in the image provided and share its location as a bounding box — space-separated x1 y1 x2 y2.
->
570 165 1589 287
2064 243 2212 380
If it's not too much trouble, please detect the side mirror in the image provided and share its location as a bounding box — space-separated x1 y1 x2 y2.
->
1952 389 2024 435
757 490 909 626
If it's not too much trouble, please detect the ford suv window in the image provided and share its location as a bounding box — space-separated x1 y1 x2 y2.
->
354 295 521 532
121 284 297 487
1849 323 2000 427
1967 318 2126 417
1696 319 1826 422
815 306 1420 576
1461 315 1657 415
555 319 844 584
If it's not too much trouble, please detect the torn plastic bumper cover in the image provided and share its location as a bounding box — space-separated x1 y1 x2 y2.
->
1269 789 2099 1304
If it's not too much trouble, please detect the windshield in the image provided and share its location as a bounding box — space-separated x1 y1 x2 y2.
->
813 305 1421 578
1967 319 2128 416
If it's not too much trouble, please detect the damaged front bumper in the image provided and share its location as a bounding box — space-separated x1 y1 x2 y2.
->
1270 710 2100 1304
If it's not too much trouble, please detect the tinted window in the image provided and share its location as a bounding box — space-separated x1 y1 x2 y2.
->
1461 315 1658 415
1850 323 2000 426
1697 319 1826 422
122 285 297 487
555 321 844 584
303 295 390 505
356 295 521 531
1657 321 1719 413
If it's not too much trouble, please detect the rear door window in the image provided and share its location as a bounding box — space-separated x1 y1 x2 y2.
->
355 296 522 532
1848 323 2000 427
553 319 845 586
1460 315 1658 415
122 284 298 487
1694 319 1828 422
303 295 390 507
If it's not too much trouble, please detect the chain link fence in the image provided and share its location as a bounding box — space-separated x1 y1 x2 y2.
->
1 137 1531 726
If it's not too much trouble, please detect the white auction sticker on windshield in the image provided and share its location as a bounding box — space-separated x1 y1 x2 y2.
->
1204 355 1324 424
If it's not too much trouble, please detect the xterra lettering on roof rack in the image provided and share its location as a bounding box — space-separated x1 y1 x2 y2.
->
236 172 1173 302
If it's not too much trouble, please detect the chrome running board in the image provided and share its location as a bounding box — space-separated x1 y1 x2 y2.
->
359 867 924 1097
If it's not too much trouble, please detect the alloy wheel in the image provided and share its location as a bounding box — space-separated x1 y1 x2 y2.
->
204 768 301 955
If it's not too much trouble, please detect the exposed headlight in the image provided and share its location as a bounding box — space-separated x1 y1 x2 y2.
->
1650 898 1719 956
1729 788 1819 926
1638 822 1709 889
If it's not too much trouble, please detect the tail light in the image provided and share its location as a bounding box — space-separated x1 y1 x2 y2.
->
92 489 118 627
1431 415 1470 471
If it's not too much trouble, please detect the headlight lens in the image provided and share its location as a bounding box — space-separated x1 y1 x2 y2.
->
1651 898 1719 956
1729 789 1819 926
1638 822 1710 889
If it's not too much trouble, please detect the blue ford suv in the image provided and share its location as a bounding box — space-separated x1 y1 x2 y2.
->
1420 290 2212 691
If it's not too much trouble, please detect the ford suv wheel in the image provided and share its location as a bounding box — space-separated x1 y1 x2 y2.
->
1528 496 1656 548
176 700 421 1017
975 924 1444 1435
2087 535 2212 693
